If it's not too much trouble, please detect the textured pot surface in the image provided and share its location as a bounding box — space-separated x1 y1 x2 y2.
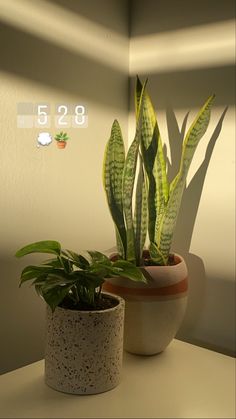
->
45 293 125 394
103 254 188 355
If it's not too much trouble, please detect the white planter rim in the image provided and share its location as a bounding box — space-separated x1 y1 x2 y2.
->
109 252 184 269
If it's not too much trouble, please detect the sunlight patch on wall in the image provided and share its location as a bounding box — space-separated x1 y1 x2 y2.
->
130 20 235 74
0 0 128 72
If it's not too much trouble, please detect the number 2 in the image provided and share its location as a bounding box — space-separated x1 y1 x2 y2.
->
58 105 68 126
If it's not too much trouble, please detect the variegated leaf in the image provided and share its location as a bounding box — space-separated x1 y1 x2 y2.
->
122 83 146 262
134 154 148 265
149 241 167 265
136 77 169 246
103 120 126 258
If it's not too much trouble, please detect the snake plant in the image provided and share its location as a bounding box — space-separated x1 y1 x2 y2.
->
103 77 215 266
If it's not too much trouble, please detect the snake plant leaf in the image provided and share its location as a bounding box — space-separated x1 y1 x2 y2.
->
140 123 158 243
115 227 125 257
103 120 126 258
15 240 61 257
136 77 169 246
158 94 215 261
149 241 167 265
122 82 146 263
136 77 169 200
122 136 139 262
134 154 148 265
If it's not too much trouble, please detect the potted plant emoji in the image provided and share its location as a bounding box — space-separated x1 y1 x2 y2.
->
54 131 69 149
102 77 215 355
15 240 145 394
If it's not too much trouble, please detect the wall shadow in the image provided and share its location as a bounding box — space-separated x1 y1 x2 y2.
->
171 107 228 253
130 0 235 36
165 108 228 350
177 271 236 357
143 65 235 109
0 21 128 110
0 255 46 375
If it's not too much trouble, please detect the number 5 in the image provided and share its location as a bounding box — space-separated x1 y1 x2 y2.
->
37 105 48 125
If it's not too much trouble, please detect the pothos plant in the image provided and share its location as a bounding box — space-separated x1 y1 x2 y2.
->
103 77 215 266
15 240 145 312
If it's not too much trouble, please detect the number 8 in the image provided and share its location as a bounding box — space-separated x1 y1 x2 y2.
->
75 105 85 125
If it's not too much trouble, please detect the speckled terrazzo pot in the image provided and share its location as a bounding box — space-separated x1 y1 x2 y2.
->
45 293 125 395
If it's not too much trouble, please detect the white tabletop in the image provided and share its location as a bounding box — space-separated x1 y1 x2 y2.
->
0 339 235 418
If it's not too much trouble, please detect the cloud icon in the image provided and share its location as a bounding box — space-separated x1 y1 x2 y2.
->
37 132 52 147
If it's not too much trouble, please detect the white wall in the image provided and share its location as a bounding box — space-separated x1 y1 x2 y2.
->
0 0 235 376
130 0 235 355
0 0 129 374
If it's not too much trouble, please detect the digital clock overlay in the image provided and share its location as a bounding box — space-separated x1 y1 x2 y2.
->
17 103 88 129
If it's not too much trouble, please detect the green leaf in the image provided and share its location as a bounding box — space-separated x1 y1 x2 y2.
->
42 258 62 268
140 124 159 243
134 154 147 265
19 265 61 285
149 241 167 265
87 250 111 265
63 250 90 268
42 284 73 312
88 261 123 278
103 120 127 258
15 241 61 258
39 273 74 291
73 272 104 288
136 77 169 247
59 256 72 273
122 80 146 263
112 260 146 282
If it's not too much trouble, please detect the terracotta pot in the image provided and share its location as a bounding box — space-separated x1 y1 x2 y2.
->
45 293 125 394
56 141 66 149
103 254 188 355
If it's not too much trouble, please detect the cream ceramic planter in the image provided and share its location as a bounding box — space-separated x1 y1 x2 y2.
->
45 293 125 395
103 254 188 355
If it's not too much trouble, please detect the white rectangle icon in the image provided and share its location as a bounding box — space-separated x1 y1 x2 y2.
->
17 115 34 128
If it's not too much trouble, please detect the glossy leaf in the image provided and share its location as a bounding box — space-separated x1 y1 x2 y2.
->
87 250 111 265
15 240 61 258
63 250 90 268
19 265 62 285
42 284 73 312
112 260 146 282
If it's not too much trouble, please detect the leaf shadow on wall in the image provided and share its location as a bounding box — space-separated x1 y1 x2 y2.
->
165 107 228 343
